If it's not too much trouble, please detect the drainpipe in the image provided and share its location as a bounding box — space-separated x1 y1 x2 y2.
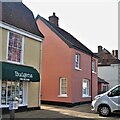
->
91 56 93 102
38 41 43 108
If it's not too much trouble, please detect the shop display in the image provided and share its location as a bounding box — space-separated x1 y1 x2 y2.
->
1 81 23 105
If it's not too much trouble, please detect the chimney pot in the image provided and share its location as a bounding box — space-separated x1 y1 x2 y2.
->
53 12 55 16
112 50 114 56
98 46 102 53
48 12 59 27
115 50 118 58
112 50 118 58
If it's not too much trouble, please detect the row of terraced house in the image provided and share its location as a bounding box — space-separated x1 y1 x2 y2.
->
1 2 117 113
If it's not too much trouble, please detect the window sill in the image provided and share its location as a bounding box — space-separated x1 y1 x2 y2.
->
6 60 23 65
82 95 91 98
92 71 96 74
58 95 68 98
1 104 27 108
75 68 82 71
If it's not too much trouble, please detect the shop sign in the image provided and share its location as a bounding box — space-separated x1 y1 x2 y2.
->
14 71 33 81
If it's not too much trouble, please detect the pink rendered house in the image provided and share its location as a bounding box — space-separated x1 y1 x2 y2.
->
36 13 98 106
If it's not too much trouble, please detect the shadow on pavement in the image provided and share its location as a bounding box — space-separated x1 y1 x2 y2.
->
2 108 95 120
109 112 120 118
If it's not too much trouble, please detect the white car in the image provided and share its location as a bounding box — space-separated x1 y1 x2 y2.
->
91 84 120 116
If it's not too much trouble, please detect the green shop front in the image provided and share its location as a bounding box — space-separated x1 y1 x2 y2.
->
0 62 40 112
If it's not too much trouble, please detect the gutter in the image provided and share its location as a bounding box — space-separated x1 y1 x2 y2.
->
91 56 93 102
0 21 44 42
38 42 43 108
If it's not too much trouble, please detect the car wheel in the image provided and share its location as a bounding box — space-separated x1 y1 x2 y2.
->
98 105 111 117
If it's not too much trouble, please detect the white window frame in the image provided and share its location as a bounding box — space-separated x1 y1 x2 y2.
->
82 79 89 97
75 54 80 70
1 80 28 108
59 78 67 97
6 31 24 64
102 84 108 92
92 60 96 73
0 21 43 42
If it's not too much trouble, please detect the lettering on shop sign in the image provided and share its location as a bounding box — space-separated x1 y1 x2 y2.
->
14 71 33 81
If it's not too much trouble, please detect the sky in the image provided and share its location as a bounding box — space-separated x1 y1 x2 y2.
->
22 0 118 53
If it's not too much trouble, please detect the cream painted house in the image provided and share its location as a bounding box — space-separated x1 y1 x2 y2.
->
0 2 44 113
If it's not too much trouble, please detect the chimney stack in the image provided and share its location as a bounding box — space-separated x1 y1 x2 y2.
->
49 12 59 27
98 46 102 53
112 50 114 56
112 50 118 58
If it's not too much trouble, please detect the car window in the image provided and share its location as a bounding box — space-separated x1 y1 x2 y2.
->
108 86 120 97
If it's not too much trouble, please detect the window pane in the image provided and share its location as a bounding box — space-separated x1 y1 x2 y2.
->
62 88 67 94
75 54 80 69
83 79 89 96
7 82 12 104
92 60 96 72
83 88 86 94
8 32 23 63
8 47 12 60
12 48 17 61
111 87 120 96
1 81 7 104
60 78 67 95
103 86 107 92
17 40 22 49
1 81 24 105
16 49 21 62
9 38 13 46
19 82 23 104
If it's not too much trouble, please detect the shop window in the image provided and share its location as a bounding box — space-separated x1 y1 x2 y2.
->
1 81 24 105
7 31 24 63
75 54 80 70
59 78 67 97
82 79 89 97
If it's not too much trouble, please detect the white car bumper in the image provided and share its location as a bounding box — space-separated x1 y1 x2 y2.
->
91 100 97 111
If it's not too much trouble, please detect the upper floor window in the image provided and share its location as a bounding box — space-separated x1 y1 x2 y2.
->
92 60 96 72
75 54 80 70
7 32 24 63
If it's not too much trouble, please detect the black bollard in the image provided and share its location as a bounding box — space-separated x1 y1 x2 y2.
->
9 96 18 120
9 109 15 120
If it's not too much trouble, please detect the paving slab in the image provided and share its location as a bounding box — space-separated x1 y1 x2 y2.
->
2 104 120 120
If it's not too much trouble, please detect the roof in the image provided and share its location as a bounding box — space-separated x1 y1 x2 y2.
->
98 77 109 84
102 48 111 54
36 15 96 56
98 59 120 66
94 47 120 65
1 2 44 38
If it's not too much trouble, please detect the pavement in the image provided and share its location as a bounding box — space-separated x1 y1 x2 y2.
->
2 103 120 120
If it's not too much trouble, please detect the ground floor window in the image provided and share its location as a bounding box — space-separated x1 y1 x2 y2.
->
59 78 67 97
82 79 89 97
1 80 24 105
102 84 108 92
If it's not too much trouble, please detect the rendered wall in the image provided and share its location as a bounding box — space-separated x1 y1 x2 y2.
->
98 64 118 89
1 28 41 108
37 18 98 103
24 37 41 108
37 18 73 103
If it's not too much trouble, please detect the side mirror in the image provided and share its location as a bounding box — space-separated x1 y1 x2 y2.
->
108 92 112 97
